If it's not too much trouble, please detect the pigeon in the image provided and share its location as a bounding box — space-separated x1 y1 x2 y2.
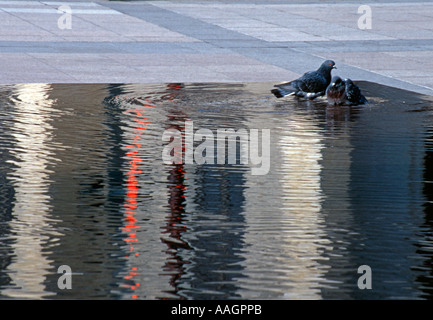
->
326 76 368 106
271 60 336 100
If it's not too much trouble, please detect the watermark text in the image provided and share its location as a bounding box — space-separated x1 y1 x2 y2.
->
57 5 72 30
162 121 270 175
358 5 372 30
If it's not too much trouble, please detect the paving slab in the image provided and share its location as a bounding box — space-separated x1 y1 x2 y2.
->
0 0 432 96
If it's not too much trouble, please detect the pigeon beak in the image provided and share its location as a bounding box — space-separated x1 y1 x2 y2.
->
333 66 337 69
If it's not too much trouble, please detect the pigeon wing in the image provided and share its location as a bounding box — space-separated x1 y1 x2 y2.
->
345 80 367 104
295 71 328 93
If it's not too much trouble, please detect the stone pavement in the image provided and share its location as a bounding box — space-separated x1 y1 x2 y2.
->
1 0 433 96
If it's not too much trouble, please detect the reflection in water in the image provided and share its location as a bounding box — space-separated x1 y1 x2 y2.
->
347 92 427 299
320 105 357 299
160 84 191 300
158 83 249 299
238 103 333 299
278 113 330 299
1 84 63 298
1 82 433 299
418 126 433 298
121 102 152 299
162 160 190 299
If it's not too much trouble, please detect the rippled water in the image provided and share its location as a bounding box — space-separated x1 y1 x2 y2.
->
1 82 433 300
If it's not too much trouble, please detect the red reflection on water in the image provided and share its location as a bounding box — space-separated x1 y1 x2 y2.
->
120 84 190 300
159 84 191 300
122 100 155 299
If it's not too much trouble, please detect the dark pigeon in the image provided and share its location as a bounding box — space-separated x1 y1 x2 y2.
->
326 76 368 106
271 60 336 100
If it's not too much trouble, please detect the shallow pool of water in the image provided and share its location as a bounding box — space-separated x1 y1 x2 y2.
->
1 82 433 300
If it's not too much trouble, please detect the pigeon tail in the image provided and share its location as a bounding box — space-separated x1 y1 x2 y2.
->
271 87 295 98
300 91 325 100
345 78 368 105
359 95 368 104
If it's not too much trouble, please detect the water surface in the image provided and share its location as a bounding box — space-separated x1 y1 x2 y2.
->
1 82 433 300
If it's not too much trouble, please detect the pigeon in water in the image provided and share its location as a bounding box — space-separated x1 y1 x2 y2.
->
326 76 368 106
271 60 336 100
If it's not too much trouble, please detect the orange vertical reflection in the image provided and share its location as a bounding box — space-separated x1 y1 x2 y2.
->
122 99 154 299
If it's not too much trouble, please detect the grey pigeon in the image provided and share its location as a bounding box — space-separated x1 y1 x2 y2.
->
326 76 367 106
271 60 336 99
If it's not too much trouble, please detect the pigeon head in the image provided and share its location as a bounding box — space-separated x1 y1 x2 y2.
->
326 76 346 105
320 60 336 71
317 60 336 82
329 76 345 88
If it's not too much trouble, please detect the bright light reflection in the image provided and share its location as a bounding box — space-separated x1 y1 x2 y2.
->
2 83 62 299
